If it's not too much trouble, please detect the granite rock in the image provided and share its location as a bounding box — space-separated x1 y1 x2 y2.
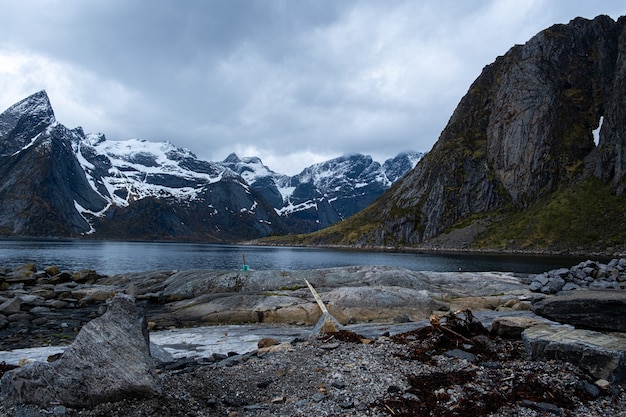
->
0 294 161 408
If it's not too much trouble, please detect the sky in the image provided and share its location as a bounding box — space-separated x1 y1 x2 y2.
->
0 1 624 175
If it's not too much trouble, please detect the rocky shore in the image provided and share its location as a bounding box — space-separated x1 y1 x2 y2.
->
0 262 624 416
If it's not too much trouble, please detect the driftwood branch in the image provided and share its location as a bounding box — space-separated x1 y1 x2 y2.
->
304 279 328 314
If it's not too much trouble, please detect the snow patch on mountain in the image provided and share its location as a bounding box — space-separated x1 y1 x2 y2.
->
75 136 230 208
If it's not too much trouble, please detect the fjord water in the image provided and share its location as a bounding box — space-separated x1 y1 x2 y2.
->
0 239 589 276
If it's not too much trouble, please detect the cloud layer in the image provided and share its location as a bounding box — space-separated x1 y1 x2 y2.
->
0 0 623 174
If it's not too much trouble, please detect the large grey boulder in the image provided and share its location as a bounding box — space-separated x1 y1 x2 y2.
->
523 325 626 382
532 290 626 332
0 294 161 408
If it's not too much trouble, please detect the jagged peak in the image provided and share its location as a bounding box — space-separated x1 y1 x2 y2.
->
240 155 264 165
4 90 55 121
223 152 241 163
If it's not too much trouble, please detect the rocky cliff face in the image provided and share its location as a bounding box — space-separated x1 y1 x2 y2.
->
0 92 108 236
349 15 626 246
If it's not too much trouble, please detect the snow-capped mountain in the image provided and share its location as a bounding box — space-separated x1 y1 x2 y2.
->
223 151 423 232
0 91 422 240
0 91 283 241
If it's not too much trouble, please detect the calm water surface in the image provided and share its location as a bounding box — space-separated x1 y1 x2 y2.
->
0 239 593 276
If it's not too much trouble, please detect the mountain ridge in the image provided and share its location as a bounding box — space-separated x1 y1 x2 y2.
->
0 91 421 241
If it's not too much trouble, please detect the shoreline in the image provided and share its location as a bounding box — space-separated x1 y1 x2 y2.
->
248 240 624 259
2 234 624 259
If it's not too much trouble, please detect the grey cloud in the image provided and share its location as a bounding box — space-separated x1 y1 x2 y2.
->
0 0 624 174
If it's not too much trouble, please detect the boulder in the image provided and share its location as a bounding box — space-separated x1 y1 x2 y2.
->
532 290 626 332
522 325 626 382
0 294 161 408
323 286 444 323
44 265 60 276
0 296 22 314
491 316 545 339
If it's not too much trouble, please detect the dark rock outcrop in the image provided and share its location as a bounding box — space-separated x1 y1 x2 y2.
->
531 290 626 332
330 15 626 247
0 294 161 408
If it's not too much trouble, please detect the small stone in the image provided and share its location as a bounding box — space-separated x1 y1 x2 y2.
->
402 392 420 401
8 312 33 322
577 381 600 398
52 405 67 416
320 342 340 350
243 404 268 411
32 317 48 326
479 362 501 369
257 337 280 349
541 277 565 294
0 297 22 314
270 396 286 404
45 266 60 276
491 316 542 339
311 393 326 402
339 400 354 409
393 313 411 323
331 381 346 389
443 349 478 363
595 379 610 388
520 400 562 415
256 379 272 389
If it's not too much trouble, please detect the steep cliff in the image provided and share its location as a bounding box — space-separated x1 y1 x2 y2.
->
302 15 626 251
0 93 109 236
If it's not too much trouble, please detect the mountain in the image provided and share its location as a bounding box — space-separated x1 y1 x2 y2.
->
0 92 284 241
223 152 423 233
0 91 420 241
293 15 626 253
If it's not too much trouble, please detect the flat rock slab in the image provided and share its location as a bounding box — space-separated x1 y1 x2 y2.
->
147 267 530 326
532 290 626 332
522 325 626 382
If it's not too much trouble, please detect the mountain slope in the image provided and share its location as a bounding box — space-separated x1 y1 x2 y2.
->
291 15 626 253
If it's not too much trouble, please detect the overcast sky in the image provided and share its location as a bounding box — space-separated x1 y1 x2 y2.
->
0 1 623 174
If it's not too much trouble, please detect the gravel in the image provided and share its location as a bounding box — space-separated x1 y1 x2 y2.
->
2 325 624 417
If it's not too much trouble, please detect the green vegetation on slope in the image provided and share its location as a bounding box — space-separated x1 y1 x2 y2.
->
261 203 386 247
473 176 626 252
